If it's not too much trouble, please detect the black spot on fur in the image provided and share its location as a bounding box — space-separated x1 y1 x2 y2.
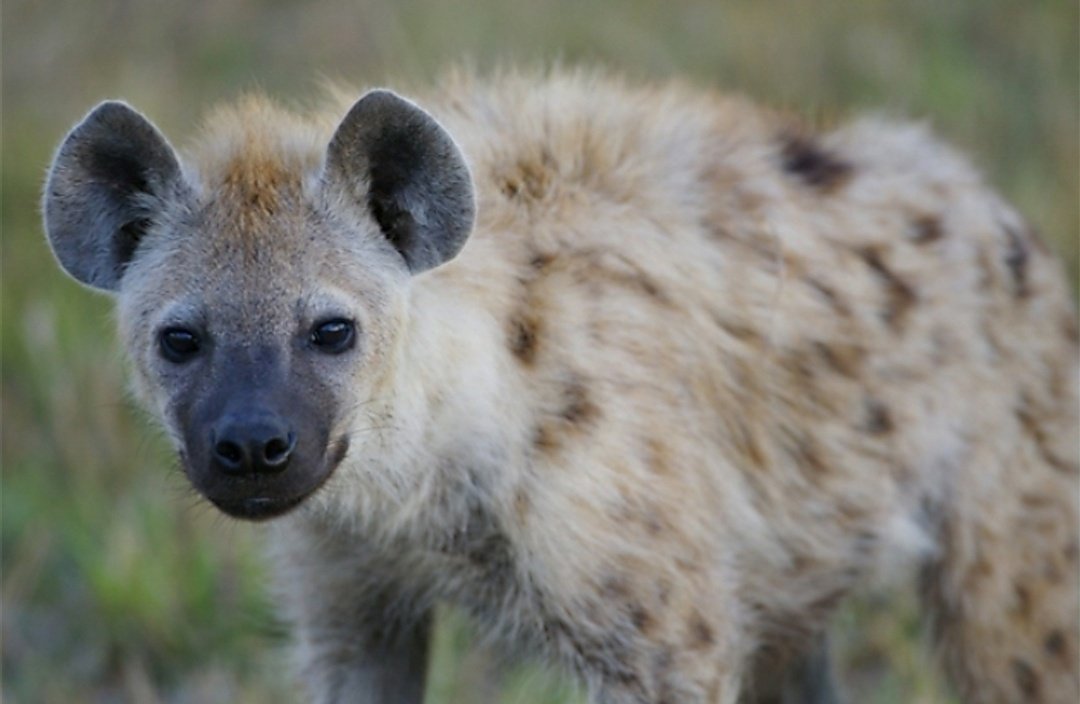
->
509 314 541 365
530 252 556 270
911 215 944 245
1003 223 1031 299
1016 396 1080 475
1013 582 1033 618
863 397 894 434
789 434 830 477
689 612 715 649
1063 315 1080 346
857 247 917 331
629 602 654 634
1011 658 1041 699
814 341 863 378
1045 630 1067 658
805 277 852 317
779 133 853 192
561 379 599 425
532 423 558 454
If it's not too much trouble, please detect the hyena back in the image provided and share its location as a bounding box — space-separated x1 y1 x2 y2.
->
43 70 1078 703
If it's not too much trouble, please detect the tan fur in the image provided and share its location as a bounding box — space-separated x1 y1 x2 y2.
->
109 69 1078 702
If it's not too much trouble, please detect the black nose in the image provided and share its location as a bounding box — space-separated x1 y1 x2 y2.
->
211 414 296 475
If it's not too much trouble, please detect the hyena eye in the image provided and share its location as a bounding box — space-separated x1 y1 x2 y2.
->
309 319 356 354
159 327 202 363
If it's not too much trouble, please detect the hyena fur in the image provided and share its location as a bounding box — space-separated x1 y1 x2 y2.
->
43 69 1079 704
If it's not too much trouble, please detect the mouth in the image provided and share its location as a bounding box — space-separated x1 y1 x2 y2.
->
209 492 312 521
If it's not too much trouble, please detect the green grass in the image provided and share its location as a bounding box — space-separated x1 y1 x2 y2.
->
3 1 1076 702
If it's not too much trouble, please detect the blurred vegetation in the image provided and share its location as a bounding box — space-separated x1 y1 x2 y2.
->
2 0 1076 702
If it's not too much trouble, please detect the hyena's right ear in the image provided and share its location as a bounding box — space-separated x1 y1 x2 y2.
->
43 102 187 291
323 90 476 274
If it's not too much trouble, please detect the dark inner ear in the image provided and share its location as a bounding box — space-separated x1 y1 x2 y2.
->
43 101 185 291
325 90 475 275
90 147 155 259
367 133 424 258
117 217 153 264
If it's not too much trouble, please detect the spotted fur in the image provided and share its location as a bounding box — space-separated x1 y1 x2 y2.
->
43 69 1079 704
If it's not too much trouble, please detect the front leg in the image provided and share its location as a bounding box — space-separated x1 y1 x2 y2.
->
271 519 432 704
294 594 432 704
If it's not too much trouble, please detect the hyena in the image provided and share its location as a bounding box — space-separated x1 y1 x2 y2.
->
43 70 1078 703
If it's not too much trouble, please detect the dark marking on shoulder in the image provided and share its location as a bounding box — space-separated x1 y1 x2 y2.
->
805 276 853 317
779 133 853 192
857 247 917 331
601 574 632 600
656 579 672 607
1066 541 1079 564
863 397 894 435
628 601 655 635
814 341 864 378
509 313 541 365
1013 582 1033 619
733 418 768 469
1003 223 1031 299
1044 630 1067 658
642 511 665 537
911 215 944 245
561 379 599 426
646 437 673 476
688 611 715 650
1016 395 1080 475
788 434 831 477
530 251 556 270
532 374 601 456
712 313 761 344
1011 658 1041 699
1063 314 1080 346
532 423 559 454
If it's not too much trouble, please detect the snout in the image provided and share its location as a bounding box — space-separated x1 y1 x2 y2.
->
211 413 296 476
182 405 346 521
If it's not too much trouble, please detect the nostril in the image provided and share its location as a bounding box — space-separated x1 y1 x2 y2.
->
262 432 295 468
214 438 245 470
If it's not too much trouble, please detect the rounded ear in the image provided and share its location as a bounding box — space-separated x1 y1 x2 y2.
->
324 90 475 274
43 101 186 291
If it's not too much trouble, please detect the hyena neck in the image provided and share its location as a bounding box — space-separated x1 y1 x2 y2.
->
340 279 523 539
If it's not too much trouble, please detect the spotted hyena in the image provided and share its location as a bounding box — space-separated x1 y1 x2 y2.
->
43 70 1078 703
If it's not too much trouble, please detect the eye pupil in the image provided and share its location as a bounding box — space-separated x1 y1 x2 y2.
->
159 327 201 363
310 319 355 353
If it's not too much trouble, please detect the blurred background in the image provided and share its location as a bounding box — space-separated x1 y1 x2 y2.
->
2 1 1076 702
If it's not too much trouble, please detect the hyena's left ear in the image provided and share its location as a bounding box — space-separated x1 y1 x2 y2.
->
324 90 475 274
43 101 188 291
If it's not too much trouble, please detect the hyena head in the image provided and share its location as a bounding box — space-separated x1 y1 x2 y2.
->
42 91 475 520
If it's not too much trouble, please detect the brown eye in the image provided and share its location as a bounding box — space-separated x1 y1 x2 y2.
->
159 327 201 363
309 319 355 354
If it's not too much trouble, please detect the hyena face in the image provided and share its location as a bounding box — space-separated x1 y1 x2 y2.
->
43 92 475 520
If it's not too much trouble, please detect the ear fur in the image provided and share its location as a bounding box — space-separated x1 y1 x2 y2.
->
43 101 185 291
324 90 475 274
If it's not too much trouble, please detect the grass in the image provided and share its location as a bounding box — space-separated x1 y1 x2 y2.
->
2 1 1076 702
